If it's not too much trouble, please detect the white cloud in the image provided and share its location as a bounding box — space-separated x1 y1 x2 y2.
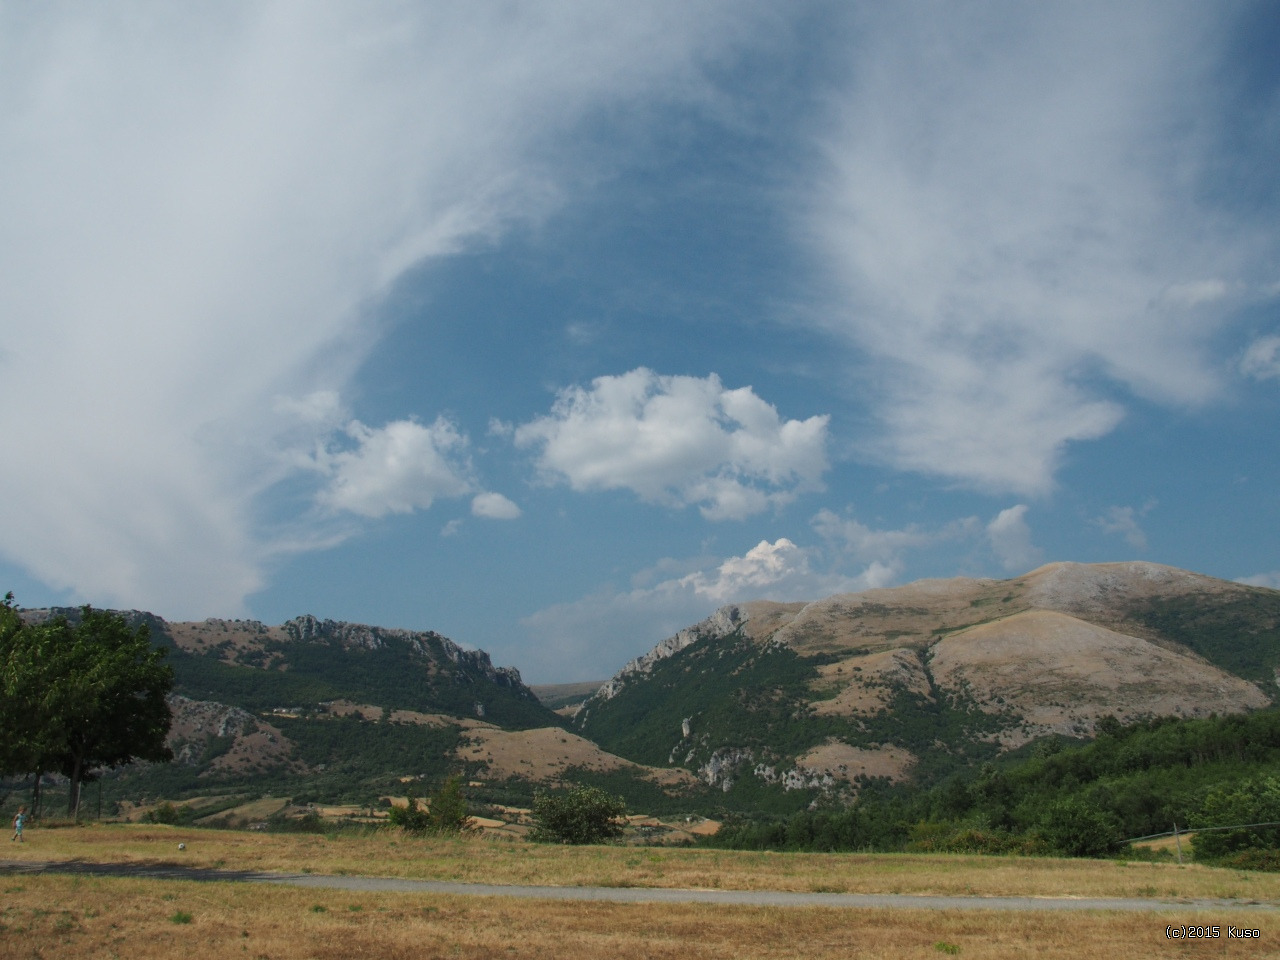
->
809 2 1274 494
1241 335 1280 381
1238 572 1280 590
1092 502 1154 551
471 492 521 520
811 507 979 569
317 418 473 519
0 3 770 615
1161 280 1230 308
514 368 829 520
519 537 874 681
678 537 874 604
987 505 1042 573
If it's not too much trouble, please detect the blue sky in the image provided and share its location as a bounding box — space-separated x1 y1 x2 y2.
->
2 2 1278 682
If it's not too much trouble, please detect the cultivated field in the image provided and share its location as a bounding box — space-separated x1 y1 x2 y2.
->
3 824 1279 959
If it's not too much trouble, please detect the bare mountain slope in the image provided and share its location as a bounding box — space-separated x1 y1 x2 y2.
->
577 561 1280 798
929 609 1270 744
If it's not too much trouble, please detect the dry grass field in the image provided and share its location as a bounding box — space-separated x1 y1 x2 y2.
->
2 873 1278 960
3 824 1279 958
6 823 1280 901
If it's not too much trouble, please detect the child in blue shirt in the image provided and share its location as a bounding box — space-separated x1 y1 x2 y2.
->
11 807 25 842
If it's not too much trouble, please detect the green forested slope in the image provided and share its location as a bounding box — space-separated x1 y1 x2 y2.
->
710 709 1280 858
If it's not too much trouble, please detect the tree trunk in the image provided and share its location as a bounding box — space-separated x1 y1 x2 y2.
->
31 771 42 820
68 754 82 819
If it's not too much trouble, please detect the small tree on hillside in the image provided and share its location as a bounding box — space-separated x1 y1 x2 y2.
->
388 776 470 834
427 775 469 832
530 785 627 845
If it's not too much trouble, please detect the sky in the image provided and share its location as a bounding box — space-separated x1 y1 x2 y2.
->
2 1 1278 683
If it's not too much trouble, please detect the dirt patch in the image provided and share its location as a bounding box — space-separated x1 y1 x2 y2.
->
457 726 697 789
794 741 916 785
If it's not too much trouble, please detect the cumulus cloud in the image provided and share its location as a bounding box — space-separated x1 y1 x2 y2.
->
987 505 1042 572
514 368 829 520
678 538 874 604
1241 335 1280 381
315 418 473 519
810 2 1275 494
471 492 522 520
0 3 770 615
519 536 874 681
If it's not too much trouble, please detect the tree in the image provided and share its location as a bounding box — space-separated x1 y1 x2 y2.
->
1192 776 1280 860
426 775 469 832
0 596 64 809
387 776 470 834
0 601 174 818
530 785 627 845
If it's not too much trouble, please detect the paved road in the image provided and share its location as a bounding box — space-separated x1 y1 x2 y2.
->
4 859 1277 913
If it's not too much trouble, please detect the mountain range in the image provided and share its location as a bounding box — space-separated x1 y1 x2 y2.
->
15 561 1280 815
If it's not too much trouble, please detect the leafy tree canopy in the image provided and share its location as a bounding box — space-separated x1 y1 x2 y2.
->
530 785 627 845
0 599 175 816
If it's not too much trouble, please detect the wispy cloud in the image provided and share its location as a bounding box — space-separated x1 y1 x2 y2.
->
0 3 770 615
514 368 829 520
1092 501 1156 552
1241 335 1280 381
810 507 980 581
1238 572 1280 590
987 505 1042 572
809 2 1275 494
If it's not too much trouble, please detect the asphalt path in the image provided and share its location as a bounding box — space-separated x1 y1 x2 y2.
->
5 859 1278 913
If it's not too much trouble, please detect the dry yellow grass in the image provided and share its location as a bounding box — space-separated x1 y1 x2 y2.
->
6 823 1280 903
1 873 1276 960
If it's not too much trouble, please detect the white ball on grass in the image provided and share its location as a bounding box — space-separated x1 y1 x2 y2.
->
178 843 186 851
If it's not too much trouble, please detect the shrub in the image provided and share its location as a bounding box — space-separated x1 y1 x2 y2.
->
1211 848 1280 872
530 785 627 845
425 775 469 833
1038 798 1121 858
388 777 469 834
387 788 433 834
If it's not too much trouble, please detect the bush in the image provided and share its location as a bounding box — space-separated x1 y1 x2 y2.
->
906 820 1047 856
387 777 470 835
530 785 627 845
1211 849 1280 872
425 776 469 833
1038 798 1120 858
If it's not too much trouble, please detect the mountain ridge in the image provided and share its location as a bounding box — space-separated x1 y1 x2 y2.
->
574 561 1280 801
